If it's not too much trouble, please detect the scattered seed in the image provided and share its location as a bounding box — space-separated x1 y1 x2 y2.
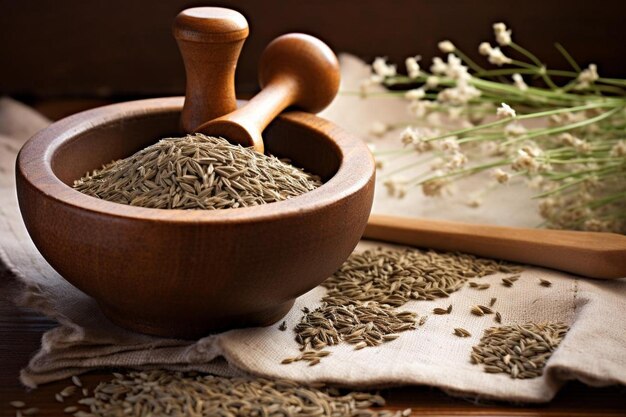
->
278 321 287 331
490 297 497 307
22 408 39 416
62 370 387 416
71 376 83 387
419 316 428 326
478 305 494 315
63 406 78 413
471 322 569 379
501 278 514 287
495 311 502 323
540 279 552 287
471 306 485 316
55 393 64 403
81 389 88 397
10 401 25 408
453 328 472 337
433 307 449 315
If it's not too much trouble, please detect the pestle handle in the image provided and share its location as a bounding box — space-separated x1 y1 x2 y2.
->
173 7 249 133
195 33 341 153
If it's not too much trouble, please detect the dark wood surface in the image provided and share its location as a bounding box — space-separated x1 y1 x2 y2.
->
2 0 626 99
1 266 625 416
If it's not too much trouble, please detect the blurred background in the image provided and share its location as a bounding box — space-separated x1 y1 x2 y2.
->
1 0 625 119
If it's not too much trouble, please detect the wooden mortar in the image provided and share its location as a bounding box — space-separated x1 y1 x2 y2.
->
15 8 375 338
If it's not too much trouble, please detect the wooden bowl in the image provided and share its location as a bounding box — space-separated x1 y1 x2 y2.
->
16 97 375 339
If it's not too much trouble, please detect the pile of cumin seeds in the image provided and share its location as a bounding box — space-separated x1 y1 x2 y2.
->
285 247 521 362
470 322 570 379
67 370 398 417
73 134 322 209
323 248 522 305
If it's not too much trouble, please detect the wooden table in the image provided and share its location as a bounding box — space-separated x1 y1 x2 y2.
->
1 264 625 417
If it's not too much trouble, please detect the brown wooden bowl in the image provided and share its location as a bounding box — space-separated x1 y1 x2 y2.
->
16 97 375 339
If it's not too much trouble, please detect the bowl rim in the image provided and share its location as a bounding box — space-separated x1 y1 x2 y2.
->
17 97 375 224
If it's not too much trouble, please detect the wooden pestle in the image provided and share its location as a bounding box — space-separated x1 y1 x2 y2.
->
194 33 341 153
173 7 249 133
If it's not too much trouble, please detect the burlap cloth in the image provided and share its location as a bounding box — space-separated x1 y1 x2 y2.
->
1 56 625 403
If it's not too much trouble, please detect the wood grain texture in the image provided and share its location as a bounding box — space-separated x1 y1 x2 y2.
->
173 7 249 132
15 98 375 339
196 33 341 153
365 214 626 279
1 268 625 416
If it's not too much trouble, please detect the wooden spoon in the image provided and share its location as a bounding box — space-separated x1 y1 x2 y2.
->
364 214 626 279
194 33 341 153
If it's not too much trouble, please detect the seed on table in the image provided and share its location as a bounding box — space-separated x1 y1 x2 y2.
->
495 312 502 323
490 297 497 307
540 279 552 287
71 376 83 387
501 278 514 287
278 321 287 331
453 328 471 337
10 402 25 408
471 306 485 316
433 307 448 315
478 305 494 314
64 406 78 413
22 408 39 416
55 393 64 402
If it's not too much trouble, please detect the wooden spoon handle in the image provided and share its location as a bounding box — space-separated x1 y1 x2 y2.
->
364 214 626 279
195 33 340 153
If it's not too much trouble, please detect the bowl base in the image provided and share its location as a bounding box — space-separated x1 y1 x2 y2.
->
99 299 296 339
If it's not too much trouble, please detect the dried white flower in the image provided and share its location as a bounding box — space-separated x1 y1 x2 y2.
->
405 56 421 78
559 133 591 153
610 140 626 157
444 151 468 170
511 145 544 173
440 137 460 152
408 100 434 118
488 47 513 66
583 218 611 232
426 75 440 88
383 176 408 198
512 73 528 91
400 127 435 152
493 22 512 46
404 88 426 100
491 168 511 184
504 122 527 137
478 42 493 56
422 177 449 196
576 64 599 89
438 40 456 53
372 57 397 78
497 102 516 118
430 57 448 75
369 121 389 137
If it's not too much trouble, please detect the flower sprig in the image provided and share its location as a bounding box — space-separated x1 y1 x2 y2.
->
357 23 626 233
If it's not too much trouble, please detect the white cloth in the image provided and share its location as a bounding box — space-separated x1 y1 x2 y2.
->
0 80 624 404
